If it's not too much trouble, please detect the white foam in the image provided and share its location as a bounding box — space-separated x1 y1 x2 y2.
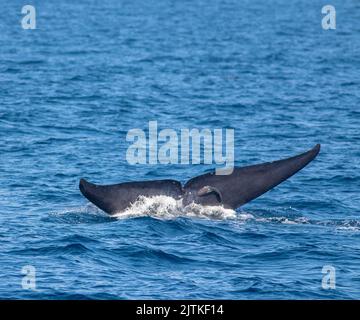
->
255 215 310 225
112 195 237 220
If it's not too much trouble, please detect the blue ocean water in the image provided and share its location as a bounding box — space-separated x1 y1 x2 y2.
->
0 0 360 299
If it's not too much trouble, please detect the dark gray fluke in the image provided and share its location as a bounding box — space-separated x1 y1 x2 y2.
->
79 144 320 215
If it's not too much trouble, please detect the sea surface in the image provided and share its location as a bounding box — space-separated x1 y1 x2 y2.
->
0 0 360 299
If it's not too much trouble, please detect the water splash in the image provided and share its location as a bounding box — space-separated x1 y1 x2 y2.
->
112 195 237 220
49 202 360 232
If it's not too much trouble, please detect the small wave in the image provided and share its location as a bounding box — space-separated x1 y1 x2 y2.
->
255 216 310 225
46 205 113 224
9 243 90 256
113 195 237 220
318 219 360 232
247 210 360 232
18 59 45 65
125 246 195 264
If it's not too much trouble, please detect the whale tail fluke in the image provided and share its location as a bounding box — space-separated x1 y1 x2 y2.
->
79 178 183 215
184 144 321 209
79 144 320 214
79 178 116 214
